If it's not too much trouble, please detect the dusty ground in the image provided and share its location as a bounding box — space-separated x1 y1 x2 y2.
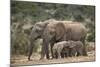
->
11 51 95 66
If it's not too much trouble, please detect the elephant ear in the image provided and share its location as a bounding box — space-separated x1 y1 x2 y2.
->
55 22 66 41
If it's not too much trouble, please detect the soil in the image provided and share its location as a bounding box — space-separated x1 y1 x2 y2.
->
10 51 95 66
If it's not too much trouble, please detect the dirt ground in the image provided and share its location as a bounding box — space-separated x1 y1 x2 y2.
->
11 51 95 66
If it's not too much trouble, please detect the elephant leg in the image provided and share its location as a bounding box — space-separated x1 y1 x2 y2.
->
28 41 34 61
77 51 81 56
69 48 72 57
82 38 87 56
66 50 69 57
70 49 73 57
83 46 87 56
57 50 61 59
40 41 45 60
50 42 54 59
61 48 67 58
42 38 50 59
53 49 58 59
52 49 55 58
65 48 70 57
73 48 76 56
61 51 64 58
69 48 75 57
77 52 80 56
45 44 50 59
58 53 61 59
77 48 83 56
76 49 80 56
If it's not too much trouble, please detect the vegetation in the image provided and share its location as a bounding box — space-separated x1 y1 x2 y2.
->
11 1 95 55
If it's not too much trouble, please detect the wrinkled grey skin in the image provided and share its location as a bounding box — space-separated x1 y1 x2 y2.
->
52 40 83 59
42 21 87 59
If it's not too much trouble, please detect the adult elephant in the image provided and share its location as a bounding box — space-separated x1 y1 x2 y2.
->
28 19 56 61
41 21 87 59
28 21 49 61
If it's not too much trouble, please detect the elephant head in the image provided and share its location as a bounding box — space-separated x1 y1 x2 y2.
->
30 22 49 40
30 19 56 40
43 22 66 42
28 21 49 61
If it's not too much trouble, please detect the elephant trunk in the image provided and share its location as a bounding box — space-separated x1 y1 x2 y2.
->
28 39 34 61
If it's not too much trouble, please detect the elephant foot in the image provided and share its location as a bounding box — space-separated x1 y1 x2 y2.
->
28 57 32 61
83 53 88 56
40 57 43 60
46 55 50 60
58 56 61 59
47 57 50 60
83 51 88 56
40 56 46 60
28 57 30 61
50 57 55 60
40 56 50 60
28 59 33 61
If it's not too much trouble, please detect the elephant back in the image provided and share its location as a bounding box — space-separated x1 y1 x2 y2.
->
70 23 86 41
63 22 87 41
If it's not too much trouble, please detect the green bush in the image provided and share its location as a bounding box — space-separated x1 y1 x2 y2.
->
87 32 95 42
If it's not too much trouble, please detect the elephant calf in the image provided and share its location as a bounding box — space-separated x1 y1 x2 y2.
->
53 41 70 59
53 40 83 59
69 41 84 57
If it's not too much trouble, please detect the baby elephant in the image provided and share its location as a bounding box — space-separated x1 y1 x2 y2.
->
53 40 83 59
53 41 70 59
69 41 84 57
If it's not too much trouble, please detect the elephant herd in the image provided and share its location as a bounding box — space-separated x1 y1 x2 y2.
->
28 20 87 61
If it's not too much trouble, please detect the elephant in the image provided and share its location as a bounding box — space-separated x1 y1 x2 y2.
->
52 41 70 59
68 40 84 57
28 19 57 60
28 20 87 60
28 21 49 60
52 40 84 59
41 21 87 59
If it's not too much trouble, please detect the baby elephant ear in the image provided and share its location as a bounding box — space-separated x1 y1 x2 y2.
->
55 22 66 41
